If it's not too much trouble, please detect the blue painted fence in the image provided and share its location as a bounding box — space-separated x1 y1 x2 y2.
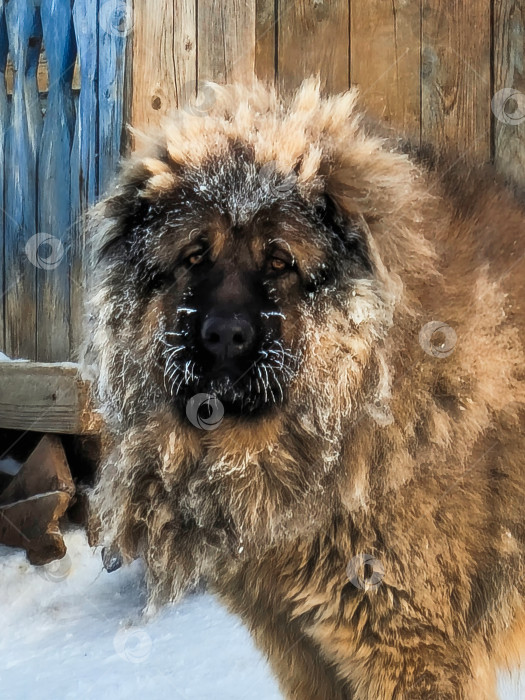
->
0 0 129 362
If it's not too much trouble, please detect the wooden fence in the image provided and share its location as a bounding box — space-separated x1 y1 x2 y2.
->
0 0 126 364
1 0 524 366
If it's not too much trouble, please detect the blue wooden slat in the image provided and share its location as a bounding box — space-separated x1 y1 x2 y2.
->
0 2 8 354
37 0 77 361
70 0 98 358
4 0 43 360
98 0 129 196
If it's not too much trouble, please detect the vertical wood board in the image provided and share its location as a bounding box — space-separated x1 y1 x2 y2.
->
277 0 349 95
4 0 43 360
351 0 421 137
37 0 77 362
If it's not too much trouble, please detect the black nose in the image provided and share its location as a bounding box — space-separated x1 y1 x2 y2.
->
201 314 256 361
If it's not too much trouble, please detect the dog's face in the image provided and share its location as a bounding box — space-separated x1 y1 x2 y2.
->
97 152 373 419
88 82 435 433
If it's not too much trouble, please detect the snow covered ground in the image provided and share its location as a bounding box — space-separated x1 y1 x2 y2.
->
0 528 523 700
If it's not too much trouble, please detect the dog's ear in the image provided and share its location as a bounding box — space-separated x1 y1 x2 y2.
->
90 148 179 265
316 193 372 273
89 187 148 266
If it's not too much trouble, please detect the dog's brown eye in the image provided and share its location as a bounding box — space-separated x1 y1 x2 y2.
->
271 257 288 271
186 251 205 267
268 255 293 275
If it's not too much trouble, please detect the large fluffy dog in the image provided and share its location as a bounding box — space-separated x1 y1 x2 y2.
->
84 79 525 699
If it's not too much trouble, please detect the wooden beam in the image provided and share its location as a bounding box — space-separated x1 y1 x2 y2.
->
0 362 99 434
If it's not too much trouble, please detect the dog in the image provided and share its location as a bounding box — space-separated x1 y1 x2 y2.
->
83 79 525 699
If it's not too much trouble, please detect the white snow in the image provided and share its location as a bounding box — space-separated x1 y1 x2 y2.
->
0 528 522 700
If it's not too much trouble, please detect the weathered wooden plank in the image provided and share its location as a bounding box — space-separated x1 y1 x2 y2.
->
421 0 491 159
0 434 75 506
493 0 525 188
130 0 196 132
4 0 43 360
98 0 129 196
37 0 77 362
0 491 70 565
0 361 99 434
255 0 276 84
277 0 349 95
70 0 99 360
351 0 420 136
198 0 256 85
0 2 8 354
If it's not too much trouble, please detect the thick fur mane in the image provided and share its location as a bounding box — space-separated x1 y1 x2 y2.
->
84 74 525 654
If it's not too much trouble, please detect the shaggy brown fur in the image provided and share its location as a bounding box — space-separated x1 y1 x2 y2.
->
83 79 525 699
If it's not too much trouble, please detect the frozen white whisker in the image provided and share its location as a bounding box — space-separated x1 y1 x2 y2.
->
268 365 284 401
261 364 276 403
177 307 197 314
268 348 284 370
167 363 181 384
162 344 185 357
175 374 186 395
257 365 268 402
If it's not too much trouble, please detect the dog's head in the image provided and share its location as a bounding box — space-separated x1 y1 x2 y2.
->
87 79 435 428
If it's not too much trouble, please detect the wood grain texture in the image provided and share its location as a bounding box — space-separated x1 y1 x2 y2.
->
70 0 99 359
421 0 491 158
130 0 196 133
4 47 72 95
198 0 256 84
0 491 70 565
277 0 349 95
4 0 43 360
493 0 525 187
0 2 7 354
0 361 97 434
37 0 76 363
351 0 420 136
0 434 75 506
255 0 275 84
98 0 129 195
